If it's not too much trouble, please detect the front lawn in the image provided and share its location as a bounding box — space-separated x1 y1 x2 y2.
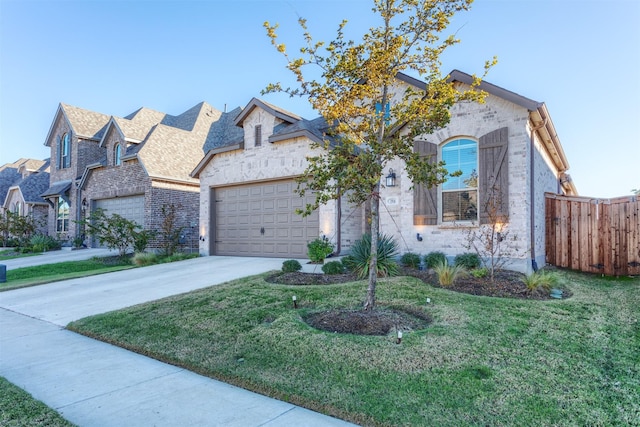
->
68 271 640 426
0 253 200 292
0 249 39 261
0 257 134 292
0 376 74 427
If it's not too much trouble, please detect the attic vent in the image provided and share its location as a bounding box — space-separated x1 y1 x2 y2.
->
255 125 262 147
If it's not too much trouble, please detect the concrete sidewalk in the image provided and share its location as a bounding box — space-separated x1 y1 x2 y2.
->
0 255 356 426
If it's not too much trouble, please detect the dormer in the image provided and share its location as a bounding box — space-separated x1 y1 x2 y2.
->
99 117 146 166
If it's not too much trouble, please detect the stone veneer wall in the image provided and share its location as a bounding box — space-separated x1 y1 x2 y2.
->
378 92 537 273
197 107 360 257
531 124 562 270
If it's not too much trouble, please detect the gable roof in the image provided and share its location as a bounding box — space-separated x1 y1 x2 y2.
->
55 101 242 186
234 98 302 126
8 171 50 205
448 69 569 173
0 166 21 205
269 116 334 146
134 102 227 183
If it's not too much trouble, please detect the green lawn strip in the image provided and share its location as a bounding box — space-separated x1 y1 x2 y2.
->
68 271 640 427
0 250 40 261
0 259 135 292
0 377 75 427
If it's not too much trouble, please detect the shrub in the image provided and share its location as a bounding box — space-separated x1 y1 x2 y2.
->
400 252 421 269
78 208 140 257
133 252 158 266
29 234 61 253
471 267 488 278
307 236 333 263
72 236 84 248
454 253 481 270
341 255 356 272
521 270 561 294
433 260 468 286
133 229 157 254
349 233 399 279
282 259 302 273
424 251 446 269
322 260 345 275
159 204 184 257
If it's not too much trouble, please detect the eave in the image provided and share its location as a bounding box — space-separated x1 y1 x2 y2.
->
529 104 570 173
190 142 244 178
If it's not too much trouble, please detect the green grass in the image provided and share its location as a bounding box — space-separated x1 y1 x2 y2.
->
0 249 39 261
0 377 75 426
0 253 200 292
0 258 134 291
68 270 640 426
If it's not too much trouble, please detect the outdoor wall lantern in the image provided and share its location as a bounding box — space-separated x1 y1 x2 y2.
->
416 233 423 242
385 169 397 187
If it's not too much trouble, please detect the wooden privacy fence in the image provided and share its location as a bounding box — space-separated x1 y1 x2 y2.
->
545 193 640 276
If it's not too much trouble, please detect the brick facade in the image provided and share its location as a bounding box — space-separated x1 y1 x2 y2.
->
43 103 205 250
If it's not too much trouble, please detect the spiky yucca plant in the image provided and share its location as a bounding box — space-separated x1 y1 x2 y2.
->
433 259 468 286
349 233 399 279
521 270 561 294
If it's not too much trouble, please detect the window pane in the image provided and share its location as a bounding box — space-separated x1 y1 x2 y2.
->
442 139 477 191
57 198 69 232
443 190 477 221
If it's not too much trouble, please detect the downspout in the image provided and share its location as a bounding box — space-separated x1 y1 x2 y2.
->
529 114 547 272
76 183 82 242
335 188 342 256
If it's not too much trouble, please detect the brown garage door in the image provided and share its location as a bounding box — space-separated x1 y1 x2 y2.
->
213 180 318 257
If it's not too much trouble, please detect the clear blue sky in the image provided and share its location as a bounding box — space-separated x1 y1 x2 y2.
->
1 0 638 198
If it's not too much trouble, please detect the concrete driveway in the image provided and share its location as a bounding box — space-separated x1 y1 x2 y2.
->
0 254 356 427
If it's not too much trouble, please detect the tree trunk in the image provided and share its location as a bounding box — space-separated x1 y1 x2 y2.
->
364 186 380 311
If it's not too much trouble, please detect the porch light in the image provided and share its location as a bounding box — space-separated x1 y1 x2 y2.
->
385 169 396 187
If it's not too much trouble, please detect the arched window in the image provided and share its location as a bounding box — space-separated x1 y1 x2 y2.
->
13 202 22 216
441 138 478 221
114 143 121 166
56 197 69 232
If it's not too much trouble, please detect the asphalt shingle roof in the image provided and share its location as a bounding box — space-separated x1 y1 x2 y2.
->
60 104 111 140
0 167 21 204
16 171 50 204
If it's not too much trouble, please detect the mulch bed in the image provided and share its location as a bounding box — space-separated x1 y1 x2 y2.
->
267 267 570 301
266 266 570 336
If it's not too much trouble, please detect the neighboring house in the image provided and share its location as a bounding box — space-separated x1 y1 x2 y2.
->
193 71 577 273
1 159 50 234
41 102 242 250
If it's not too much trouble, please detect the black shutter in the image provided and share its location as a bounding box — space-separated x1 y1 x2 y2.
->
413 140 438 225
479 127 509 224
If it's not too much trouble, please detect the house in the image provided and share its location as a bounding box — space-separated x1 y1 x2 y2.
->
192 71 577 273
41 102 242 249
1 158 50 234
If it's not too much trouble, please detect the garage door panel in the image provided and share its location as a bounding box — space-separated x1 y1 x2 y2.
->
94 195 145 248
214 180 318 258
